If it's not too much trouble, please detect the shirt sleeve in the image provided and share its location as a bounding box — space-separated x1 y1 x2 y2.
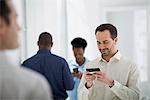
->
110 63 140 100
78 73 91 100
62 59 74 90
33 77 52 100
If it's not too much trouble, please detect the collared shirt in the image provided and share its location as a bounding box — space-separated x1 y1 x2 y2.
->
67 58 89 100
78 51 140 100
22 49 74 100
0 52 51 100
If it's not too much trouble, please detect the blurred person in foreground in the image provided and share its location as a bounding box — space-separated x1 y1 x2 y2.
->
0 0 52 100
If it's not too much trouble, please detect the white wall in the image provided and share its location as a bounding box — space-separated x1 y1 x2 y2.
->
144 0 150 97
24 0 58 59
106 11 134 59
66 0 100 60
148 0 150 81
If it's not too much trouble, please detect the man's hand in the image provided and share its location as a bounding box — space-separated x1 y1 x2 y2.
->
95 71 114 87
84 72 96 89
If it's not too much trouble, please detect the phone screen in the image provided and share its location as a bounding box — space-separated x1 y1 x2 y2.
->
86 73 93 76
73 68 78 73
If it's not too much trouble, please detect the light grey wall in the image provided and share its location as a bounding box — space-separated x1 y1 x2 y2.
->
25 0 58 59
148 0 150 81
106 11 134 59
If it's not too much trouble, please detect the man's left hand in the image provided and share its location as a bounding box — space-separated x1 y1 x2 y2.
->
95 71 114 87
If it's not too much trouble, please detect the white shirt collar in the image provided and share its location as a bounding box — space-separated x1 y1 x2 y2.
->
99 51 122 62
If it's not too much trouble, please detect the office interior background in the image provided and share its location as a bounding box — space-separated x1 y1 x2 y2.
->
5 0 149 98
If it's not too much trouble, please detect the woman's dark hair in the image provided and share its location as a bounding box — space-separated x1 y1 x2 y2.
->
71 37 87 50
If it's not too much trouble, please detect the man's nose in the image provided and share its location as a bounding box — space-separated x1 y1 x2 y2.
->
17 23 21 31
99 44 106 50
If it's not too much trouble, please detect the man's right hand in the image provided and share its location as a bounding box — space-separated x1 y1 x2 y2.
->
85 72 96 89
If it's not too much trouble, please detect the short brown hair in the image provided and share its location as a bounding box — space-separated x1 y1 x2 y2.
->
95 23 117 40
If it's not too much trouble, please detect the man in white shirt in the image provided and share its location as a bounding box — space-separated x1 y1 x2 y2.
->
78 23 140 100
0 0 52 100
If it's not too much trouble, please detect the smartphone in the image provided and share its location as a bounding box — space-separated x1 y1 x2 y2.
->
86 68 100 72
73 68 78 73
86 68 100 75
86 73 93 76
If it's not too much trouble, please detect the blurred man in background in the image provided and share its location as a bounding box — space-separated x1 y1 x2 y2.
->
22 32 74 100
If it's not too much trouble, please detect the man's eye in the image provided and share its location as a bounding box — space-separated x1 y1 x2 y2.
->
104 41 109 44
97 42 101 44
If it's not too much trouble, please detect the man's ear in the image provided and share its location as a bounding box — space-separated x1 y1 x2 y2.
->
37 41 39 46
114 38 118 44
51 42 53 47
0 16 7 36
